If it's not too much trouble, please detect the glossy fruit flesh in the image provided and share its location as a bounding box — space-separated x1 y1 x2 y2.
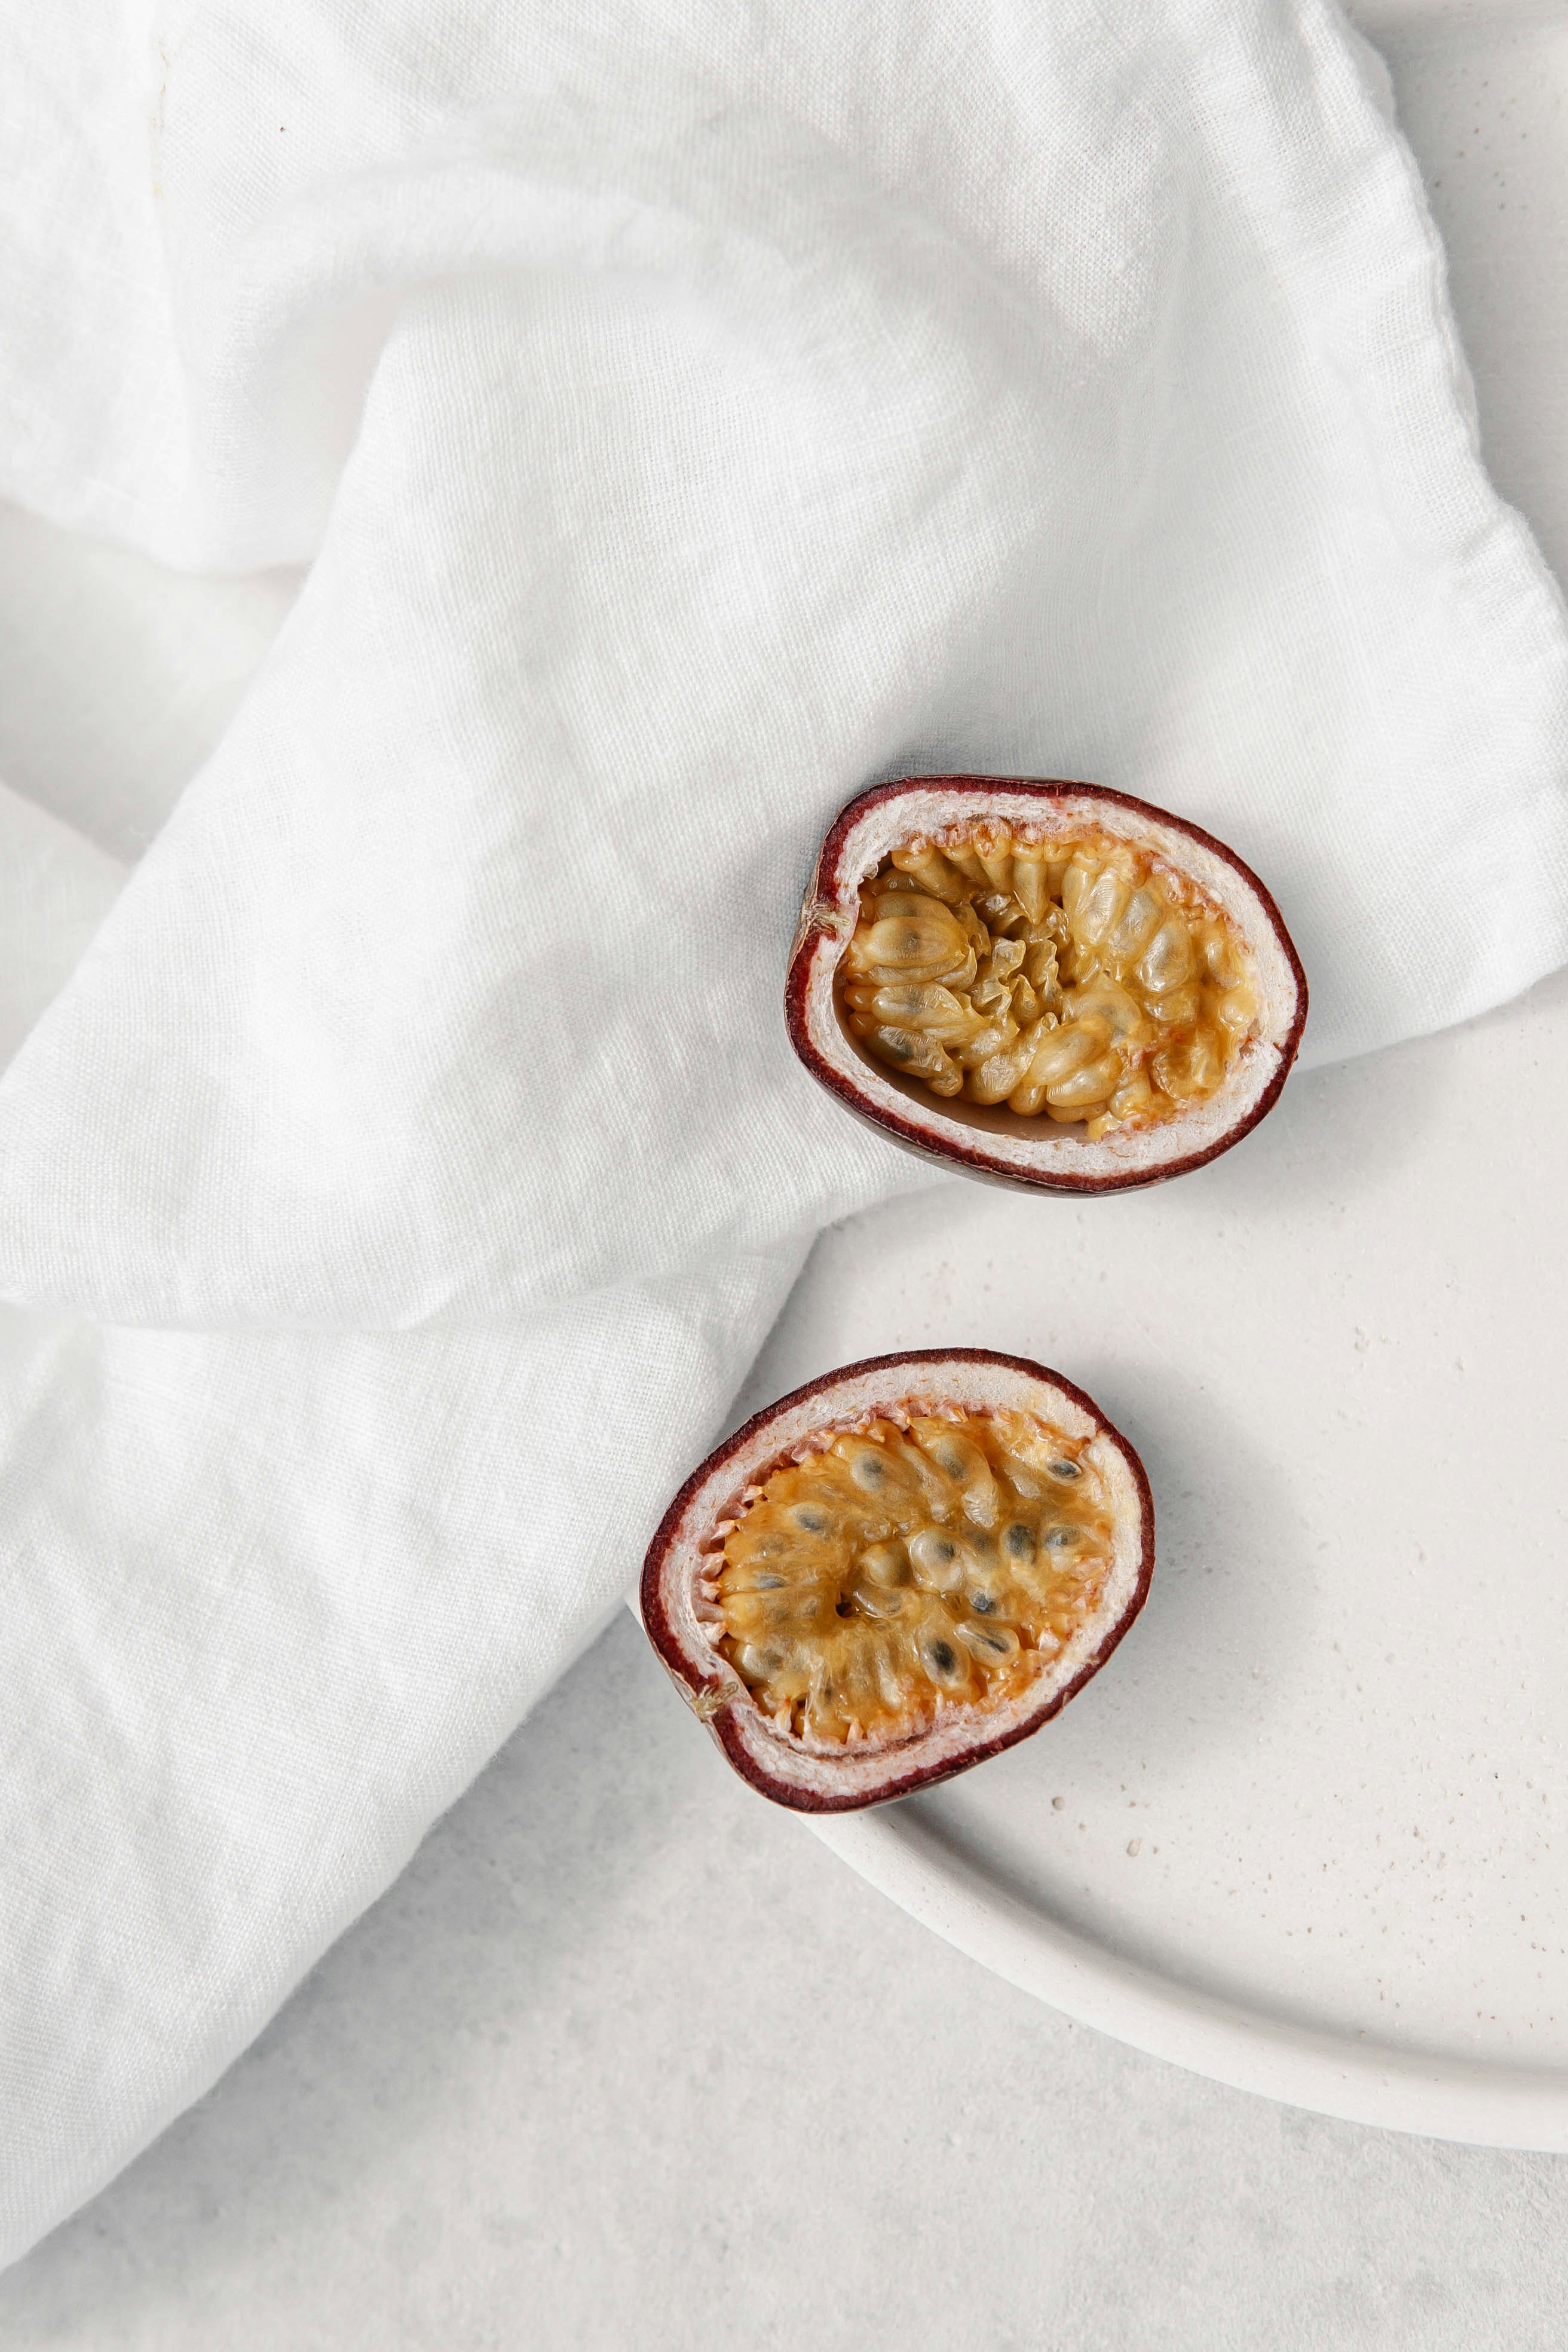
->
712 1405 1112 1746
838 825 1259 1140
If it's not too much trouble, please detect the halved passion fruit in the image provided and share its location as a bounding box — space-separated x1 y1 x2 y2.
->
786 775 1306 1191
641 1349 1153 1811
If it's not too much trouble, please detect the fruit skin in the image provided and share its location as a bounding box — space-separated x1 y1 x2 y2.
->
786 774 1308 1195
640 1348 1155 1814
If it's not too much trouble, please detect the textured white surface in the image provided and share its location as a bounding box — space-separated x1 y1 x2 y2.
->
4 0 1565 2273
4 0 1568 2336
4 1610 1568 2352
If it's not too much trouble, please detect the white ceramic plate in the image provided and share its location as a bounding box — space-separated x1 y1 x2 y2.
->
730 953 1568 2146
738 0 1568 2155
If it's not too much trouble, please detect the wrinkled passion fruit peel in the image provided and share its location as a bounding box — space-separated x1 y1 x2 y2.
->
641 1349 1154 1812
786 776 1307 1193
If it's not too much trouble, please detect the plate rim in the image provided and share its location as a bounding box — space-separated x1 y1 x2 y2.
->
809 1806 1568 2148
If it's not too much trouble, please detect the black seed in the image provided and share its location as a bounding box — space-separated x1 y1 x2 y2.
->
1048 1457 1080 1480
794 1507 828 1532
1045 1526 1077 1549
1004 1523 1035 1559
970 1592 997 1615
755 1575 785 1591
929 1640 957 1674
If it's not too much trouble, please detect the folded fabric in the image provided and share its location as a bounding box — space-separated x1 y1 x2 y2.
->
2 0 1566 2265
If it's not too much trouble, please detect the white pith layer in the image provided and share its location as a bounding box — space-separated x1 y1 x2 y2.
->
649 1358 1148 1803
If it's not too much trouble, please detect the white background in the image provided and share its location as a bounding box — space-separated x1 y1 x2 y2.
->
6 1 1568 2343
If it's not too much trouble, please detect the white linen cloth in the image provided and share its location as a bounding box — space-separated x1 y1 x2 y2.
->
1 0 1566 2264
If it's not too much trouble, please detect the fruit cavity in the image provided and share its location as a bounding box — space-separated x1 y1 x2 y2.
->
709 1404 1113 1747
838 825 1260 1138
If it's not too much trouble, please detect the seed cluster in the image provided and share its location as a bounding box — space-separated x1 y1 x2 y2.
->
709 1406 1112 1747
838 826 1259 1138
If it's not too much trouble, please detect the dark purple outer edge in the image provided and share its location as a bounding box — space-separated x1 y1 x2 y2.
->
639 1346 1157 1814
783 774 1309 1196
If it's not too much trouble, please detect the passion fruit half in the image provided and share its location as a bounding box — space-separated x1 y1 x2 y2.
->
641 1349 1153 1812
786 775 1306 1191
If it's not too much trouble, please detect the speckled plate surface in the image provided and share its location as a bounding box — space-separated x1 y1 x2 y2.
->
733 959 1568 2145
